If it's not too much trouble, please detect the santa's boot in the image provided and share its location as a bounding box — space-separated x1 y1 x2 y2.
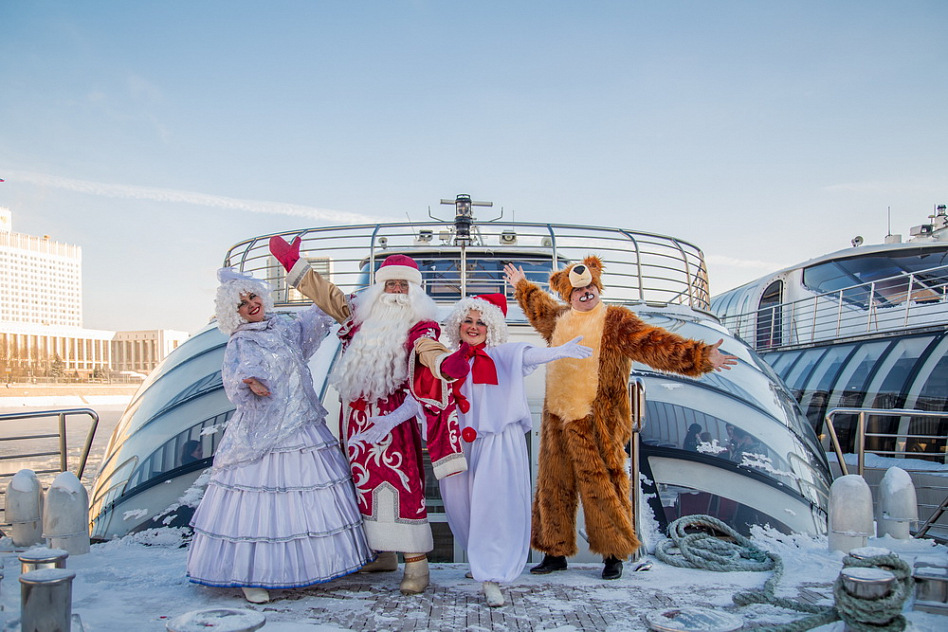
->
399 553 429 595
241 587 270 604
360 550 398 572
483 581 504 607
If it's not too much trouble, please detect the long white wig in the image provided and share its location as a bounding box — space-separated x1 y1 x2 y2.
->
330 281 438 402
443 297 508 349
214 268 275 336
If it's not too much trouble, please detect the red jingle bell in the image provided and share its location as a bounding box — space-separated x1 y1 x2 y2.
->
461 427 477 442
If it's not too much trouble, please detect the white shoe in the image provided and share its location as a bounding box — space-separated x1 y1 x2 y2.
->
399 557 430 595
483 581 504 607
241 587 270 604
360 550 398 572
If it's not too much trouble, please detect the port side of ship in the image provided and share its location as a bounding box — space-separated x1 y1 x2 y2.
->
89 197 831 561
711 204 948 541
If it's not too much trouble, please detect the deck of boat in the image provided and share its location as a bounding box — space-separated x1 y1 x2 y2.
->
2 530 944 631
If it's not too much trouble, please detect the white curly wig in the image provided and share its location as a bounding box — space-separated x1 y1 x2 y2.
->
443 297 509 349
214 268 275 336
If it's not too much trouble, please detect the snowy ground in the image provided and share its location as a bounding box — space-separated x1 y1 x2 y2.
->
0 527 946 631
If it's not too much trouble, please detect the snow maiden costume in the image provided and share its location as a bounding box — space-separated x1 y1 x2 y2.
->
187 268 373 602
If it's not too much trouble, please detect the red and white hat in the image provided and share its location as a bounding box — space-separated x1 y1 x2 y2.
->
472 293 507 317
375 254 422 286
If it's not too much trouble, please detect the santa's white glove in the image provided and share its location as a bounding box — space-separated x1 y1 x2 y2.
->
523 336 593 367
348 397 422 446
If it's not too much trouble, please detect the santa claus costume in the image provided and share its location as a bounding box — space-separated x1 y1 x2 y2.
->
188 268 373 604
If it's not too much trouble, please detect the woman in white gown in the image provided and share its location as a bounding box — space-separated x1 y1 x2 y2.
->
352 293 590 607
187 268 373 603
440 294 591 606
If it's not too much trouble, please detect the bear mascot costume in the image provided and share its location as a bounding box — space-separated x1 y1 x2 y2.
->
506 256 735 579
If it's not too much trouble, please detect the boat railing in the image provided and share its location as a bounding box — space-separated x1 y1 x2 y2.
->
0 407 99 527
720 263 948 352
824 406 948 538
223 220 711 310
628 376 647 561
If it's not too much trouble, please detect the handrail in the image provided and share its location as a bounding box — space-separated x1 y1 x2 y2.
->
917 494 948 538
717 264 948 352
824 406 948 477
628 376 647 561
0 407 100 481
223 220 712 311
825 406 948 539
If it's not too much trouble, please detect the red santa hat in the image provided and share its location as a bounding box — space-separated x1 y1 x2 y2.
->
472 293 507 317
375 254 423 286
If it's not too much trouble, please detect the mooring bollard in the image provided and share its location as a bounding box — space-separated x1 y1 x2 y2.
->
877 467 917 539
828 475 874 553
840 566 897 600
166 608 267 632
19 568 76 632
19 547 69 574
42 471 90 556
5 469 45 547
838 565 904 632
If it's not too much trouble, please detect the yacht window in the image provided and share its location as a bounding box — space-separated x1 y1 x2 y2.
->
756 281 783 349
799 345 857 429
368 254 562 299
769 350 802 377
900 334 948 458
802 248 948 309
783 348 828 396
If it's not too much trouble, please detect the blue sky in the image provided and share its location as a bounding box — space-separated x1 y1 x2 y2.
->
1 1 946 333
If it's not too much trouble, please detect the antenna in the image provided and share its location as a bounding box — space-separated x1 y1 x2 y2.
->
425 194 495 245
887 206 891 237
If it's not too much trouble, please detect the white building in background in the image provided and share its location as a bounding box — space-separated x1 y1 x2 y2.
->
111 330 189 376
0 208 189 380
0 207 82 326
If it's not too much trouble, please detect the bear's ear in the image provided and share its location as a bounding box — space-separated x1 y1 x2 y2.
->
583 255 604 275
583 255 605 292
549 268 568 294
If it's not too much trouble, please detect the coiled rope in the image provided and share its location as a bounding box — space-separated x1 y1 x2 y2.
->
654 515 911 632
654 515 775 572
832 551 911 632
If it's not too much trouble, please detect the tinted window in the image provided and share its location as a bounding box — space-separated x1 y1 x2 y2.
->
783 348 827 396
802 248 948 308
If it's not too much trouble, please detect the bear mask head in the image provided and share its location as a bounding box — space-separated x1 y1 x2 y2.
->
549 255 605 303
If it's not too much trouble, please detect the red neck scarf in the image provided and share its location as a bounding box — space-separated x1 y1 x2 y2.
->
467 342 497 385
450 343 497 414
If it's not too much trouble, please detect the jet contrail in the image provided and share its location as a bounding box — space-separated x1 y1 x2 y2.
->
1 170 395 224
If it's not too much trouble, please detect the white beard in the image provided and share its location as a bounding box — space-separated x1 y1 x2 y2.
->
331 291 426 402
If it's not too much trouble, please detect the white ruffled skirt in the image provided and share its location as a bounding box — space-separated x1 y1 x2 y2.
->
187 422 373 589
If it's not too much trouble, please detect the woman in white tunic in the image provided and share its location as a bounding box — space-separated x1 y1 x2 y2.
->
187 268 373 603
440 294 591 606
354 294 591 606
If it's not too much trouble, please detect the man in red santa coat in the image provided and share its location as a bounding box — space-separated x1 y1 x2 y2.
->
270 237 470 595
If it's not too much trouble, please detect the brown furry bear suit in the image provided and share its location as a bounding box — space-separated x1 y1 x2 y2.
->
512 256 720 570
